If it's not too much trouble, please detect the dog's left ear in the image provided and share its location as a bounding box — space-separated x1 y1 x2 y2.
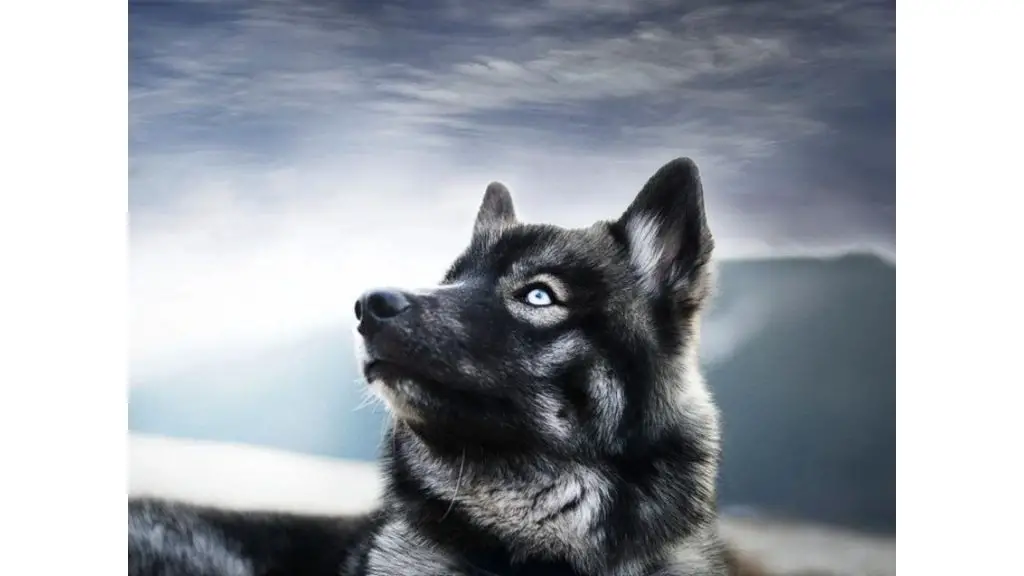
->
473 182 517 237
615 157 714 306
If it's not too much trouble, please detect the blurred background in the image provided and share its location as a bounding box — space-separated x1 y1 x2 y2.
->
129 0 894 548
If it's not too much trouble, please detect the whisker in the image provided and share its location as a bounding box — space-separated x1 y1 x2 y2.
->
353 390 380 412
439 448 466 522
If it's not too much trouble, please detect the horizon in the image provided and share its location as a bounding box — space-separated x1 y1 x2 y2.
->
129 248 894 385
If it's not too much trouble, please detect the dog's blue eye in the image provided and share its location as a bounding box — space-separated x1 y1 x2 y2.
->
524 286 554 307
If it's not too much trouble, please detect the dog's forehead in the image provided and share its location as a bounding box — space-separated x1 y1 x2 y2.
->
456 221 616 275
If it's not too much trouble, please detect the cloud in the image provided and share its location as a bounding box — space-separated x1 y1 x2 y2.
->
129 0 894 377
374 30 792 112
130 0 380 154
131 0 893 169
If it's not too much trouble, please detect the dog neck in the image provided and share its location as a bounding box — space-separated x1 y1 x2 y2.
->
378 419 721 575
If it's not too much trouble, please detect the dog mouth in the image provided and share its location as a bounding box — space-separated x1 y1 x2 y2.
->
364 359 407 383
364 359 438 389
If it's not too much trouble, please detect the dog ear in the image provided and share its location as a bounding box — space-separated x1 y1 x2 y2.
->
615 157 715 306
473 182 517 236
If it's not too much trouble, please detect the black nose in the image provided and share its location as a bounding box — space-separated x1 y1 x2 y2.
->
355 288 412 336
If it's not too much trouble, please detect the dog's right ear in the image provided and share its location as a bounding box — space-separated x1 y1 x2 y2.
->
473 182 517 236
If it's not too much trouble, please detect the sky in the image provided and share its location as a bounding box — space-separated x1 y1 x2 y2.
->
129 0 895 376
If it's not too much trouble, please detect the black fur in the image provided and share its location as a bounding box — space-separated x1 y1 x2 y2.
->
129 157 733 575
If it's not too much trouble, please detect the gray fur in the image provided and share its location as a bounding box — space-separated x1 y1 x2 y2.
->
129 500 254 576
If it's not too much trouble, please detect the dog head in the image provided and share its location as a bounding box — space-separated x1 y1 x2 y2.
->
354 157 715 455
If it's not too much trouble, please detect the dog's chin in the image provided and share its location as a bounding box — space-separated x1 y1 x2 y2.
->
370 380 423 423
364 361 435 423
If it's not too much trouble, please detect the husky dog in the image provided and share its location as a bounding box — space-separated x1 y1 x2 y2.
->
130 158 756 576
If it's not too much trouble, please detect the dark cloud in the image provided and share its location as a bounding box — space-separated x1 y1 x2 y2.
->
130 0 893 242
